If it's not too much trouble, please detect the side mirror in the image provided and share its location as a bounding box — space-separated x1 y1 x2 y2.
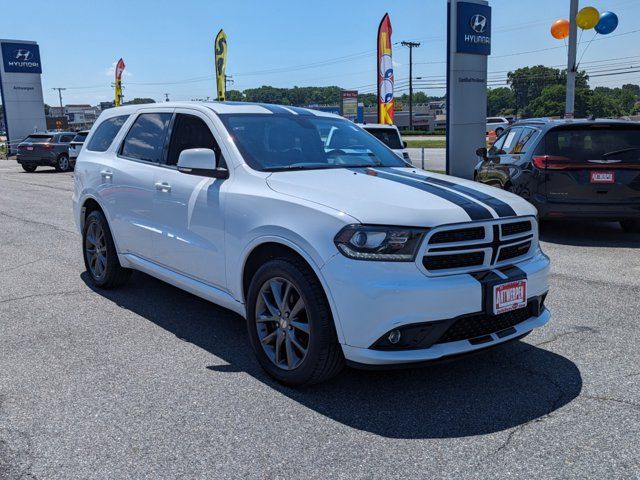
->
476 147 488 160
402 140 408 149
177 148 229 179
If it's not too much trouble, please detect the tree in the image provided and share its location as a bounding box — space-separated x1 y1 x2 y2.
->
226 90 244 101
527 84 589 118
487 87 514 116
124 98 155 105
589 90 623 118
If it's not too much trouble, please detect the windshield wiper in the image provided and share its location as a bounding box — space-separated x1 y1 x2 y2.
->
602 147 640 157
263 165 309 172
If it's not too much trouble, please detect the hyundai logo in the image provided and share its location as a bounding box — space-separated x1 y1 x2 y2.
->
14 49 33 61
470 14 487 34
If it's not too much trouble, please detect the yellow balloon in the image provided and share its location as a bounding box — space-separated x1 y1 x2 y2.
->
576 6 600 30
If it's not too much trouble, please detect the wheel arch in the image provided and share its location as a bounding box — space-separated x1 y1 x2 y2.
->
239 238 346 344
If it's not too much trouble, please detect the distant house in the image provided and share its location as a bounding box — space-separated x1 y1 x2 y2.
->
48 104 100 130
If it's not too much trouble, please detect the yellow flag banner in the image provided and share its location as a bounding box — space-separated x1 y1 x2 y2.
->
377 14 394 125
215 29 227 101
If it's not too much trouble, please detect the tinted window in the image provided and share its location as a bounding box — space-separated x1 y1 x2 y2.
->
364 127 403 149
218 114 406 171
544 126 640 162
72 132 88 142
60 134 74 143
121 113 171 162
86 115 129 152
24 135 52 143
166 114 221 166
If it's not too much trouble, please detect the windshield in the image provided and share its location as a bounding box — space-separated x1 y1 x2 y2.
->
218 114 407 171
364 127 403 149
545 126 640 163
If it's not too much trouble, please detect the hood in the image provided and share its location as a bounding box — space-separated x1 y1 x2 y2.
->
266 167 536 227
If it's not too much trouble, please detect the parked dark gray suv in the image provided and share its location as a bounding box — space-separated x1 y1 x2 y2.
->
17 132 77 172
474 119 640 233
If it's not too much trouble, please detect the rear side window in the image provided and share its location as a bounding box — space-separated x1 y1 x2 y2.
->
511 128 539 154
86 115 129 152
60 134 74 143
166 114 222 166
364 128 402 149
121 113 172 163
72 132 88 142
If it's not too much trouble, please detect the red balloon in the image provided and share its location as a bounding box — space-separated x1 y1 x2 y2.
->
551 19 570 39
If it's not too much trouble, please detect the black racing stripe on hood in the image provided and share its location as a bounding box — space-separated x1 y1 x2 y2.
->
351 168 493 221
388 169 517 218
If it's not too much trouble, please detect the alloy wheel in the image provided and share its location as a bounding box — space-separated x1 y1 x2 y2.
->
59 156 69 171
255 277 310 370
85 221 107 280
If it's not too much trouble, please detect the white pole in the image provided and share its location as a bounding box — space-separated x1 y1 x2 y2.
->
565 0 579 118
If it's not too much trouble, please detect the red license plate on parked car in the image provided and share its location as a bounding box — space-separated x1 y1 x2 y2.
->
493 280 527 315
590 171 615 184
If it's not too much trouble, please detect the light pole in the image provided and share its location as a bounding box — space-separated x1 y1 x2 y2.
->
565 0 579 118
401 41 421 130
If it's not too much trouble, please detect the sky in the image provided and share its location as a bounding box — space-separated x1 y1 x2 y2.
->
2 0 640 106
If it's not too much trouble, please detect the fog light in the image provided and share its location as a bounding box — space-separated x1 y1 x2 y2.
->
388 329 401 344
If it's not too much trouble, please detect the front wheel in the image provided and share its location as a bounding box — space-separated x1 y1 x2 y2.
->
82 210 131 288
246 257 344 386
55 154 70 172
620 219 640 233
495 127 504 136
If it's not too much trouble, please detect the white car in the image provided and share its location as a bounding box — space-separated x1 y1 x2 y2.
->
360 123 410 161
486 117 510 136
73 102 550 386
68 130 89 164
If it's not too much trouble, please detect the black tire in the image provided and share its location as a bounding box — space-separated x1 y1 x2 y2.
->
22 165 37 173
495 127 504 136
55 154 70 172
620 219 640 233
82 210 131 289
246 257 344 386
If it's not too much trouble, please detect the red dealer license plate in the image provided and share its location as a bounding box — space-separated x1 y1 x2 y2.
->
493 280 527 315
590 171 615 184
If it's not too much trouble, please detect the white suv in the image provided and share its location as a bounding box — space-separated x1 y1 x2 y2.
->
73 102 550 386
486 117 510 136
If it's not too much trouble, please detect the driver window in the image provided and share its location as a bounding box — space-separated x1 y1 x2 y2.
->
166 114 224 167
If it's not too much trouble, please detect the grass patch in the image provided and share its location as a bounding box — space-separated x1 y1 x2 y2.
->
405 139 446 148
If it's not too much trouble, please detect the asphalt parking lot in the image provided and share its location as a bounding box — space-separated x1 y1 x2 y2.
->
0 161 638 479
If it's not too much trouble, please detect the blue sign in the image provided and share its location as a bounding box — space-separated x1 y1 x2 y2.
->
1 42 42 73
456 2 491 56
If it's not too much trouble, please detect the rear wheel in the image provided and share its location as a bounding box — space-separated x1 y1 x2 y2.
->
620 219 640 233
495 127 504 136
246 257 344 386
83 210 131 288
55 154 70 172
22 165 37 173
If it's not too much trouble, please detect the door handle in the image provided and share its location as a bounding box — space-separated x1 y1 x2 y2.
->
100 169 113 180
155 182 171 193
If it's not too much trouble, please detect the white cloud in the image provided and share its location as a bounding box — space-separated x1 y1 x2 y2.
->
105 61 133 78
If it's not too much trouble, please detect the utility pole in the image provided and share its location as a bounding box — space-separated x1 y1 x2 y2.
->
225 74 234 91
52 87 66 119
401 41 421 130
565 0 579 118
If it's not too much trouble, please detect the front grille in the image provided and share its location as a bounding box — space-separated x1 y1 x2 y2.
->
501 221 532 237
436 306 532 344
421 218 537 275
497 241 532 262
422 251 485 270
429 226 485 244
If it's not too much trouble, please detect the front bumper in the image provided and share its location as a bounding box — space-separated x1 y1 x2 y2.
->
321 250 550 365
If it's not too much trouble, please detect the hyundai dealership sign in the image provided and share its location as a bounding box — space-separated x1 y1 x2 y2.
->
0 39 46 153
456 1 492 55
1 42 43 73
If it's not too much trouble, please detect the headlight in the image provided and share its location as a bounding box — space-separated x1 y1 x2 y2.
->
334 225 427 261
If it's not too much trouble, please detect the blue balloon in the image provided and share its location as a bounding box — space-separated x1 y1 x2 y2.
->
595 11 618 35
